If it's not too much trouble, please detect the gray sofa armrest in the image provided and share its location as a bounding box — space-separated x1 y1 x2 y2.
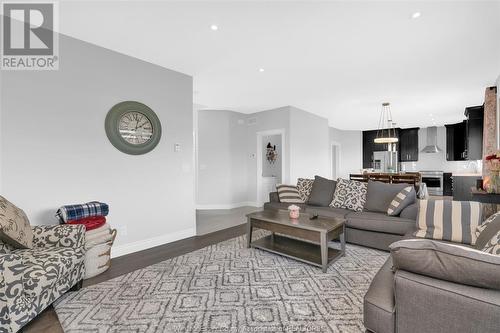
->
399 202 418 220
32 224 86 249
269 192 280 203
390 239 500 290
395 270 500 333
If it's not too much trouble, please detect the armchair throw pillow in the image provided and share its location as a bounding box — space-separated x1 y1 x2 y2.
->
0 196 33 248
414 200 482 245
475 212 500 255
330 178 367 212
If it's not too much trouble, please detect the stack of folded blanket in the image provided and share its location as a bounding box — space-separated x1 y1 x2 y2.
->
56 201 116 279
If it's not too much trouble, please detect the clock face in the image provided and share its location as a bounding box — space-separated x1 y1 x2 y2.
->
118 111 153 145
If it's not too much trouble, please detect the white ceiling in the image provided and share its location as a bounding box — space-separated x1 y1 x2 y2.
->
59 1 500 130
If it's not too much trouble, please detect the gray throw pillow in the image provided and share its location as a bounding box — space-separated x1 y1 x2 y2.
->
307 176 337 207
475 212 500 255
387 186 416 216
390 239 500 290
364 181 410 213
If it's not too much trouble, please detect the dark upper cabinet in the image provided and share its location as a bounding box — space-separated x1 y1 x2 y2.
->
445 121 466 161
362 129 402 168
465 106 484 161
399 128 419 162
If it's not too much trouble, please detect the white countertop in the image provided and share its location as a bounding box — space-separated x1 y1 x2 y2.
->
452 173 482 177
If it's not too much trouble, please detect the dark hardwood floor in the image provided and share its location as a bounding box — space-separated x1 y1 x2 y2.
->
23 223 247 333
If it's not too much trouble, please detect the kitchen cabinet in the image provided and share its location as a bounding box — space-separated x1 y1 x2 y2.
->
453 175 481 201
465 106 484 161
399 128 419 162
362 129 399 168
445 121 466 161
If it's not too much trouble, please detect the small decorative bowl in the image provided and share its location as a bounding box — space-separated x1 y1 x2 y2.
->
288 205 300 219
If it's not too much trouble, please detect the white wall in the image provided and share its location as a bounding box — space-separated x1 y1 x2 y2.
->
289 106 330 183
0 34 195 257
329 127 363 179
401 127 481 173
245 107 291 203
197 110 248 208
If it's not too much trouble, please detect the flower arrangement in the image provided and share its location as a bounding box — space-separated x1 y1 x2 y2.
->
485 151 500 172
484 151 500 193
288 205 300 219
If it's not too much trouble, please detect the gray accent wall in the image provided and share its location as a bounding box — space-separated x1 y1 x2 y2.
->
0 33 195 257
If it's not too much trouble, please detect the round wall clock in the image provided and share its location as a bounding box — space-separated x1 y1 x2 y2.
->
105 101 162 155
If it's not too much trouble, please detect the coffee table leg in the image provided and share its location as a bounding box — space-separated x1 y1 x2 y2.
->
340 225 346 256
246 217 253 248
321 232 328 273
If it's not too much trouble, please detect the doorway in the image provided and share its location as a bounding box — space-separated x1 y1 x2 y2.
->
256 129 286 206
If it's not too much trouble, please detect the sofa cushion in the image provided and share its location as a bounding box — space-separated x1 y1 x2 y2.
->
263 202 306 212
307 176 337 207
306 206 351 219
296 178 314 202
17 246 85 297
364 257 395 333
330 178 367 212
387 186 416 216
415 200 482 245
276 184 303 203
364 181 409 213
0 196 33 249
390 239 500 290
347 211 415 235
399 202 418 220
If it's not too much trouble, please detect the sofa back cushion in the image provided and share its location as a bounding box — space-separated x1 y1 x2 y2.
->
307 176 337 207
296 178 314 202
276 184 303 203
0 196 33 249
364 181 414 214
475 212 500 255
414 200 482 245
330 178 367 212
390 239 500 290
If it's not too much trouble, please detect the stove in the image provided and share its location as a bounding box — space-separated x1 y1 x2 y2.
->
419 171 444 196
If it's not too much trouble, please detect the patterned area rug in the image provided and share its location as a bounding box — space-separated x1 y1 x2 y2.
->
54 232 388 332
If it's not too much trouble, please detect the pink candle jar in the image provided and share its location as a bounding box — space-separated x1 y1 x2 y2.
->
288 205 300 219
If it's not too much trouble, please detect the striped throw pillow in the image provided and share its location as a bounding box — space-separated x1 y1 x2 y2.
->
415 200 482 245
387 186 414 216
276 184 304 203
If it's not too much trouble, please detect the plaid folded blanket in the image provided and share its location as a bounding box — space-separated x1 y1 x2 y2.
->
56 201 109 223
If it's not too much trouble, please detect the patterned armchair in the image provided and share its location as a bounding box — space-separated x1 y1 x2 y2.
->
0 224 85 333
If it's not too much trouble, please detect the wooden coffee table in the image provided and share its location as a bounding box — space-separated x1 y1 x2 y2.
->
246 210 346 273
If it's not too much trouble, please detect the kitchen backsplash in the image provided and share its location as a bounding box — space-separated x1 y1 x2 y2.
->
400 127 482 174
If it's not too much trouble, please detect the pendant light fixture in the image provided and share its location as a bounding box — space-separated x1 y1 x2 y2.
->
374 102 398 144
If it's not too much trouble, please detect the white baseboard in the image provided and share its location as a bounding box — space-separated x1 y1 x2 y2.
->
196 201 260 210
111 227 196 258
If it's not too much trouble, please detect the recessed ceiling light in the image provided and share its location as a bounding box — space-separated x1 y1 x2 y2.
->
210 24 218 31
259 68 265 72
411 12 421 19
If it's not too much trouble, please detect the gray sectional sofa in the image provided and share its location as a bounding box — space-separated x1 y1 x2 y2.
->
265 180 500 333
264 191 418 251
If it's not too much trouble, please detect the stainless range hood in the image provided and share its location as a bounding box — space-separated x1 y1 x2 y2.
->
421 126 442 153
